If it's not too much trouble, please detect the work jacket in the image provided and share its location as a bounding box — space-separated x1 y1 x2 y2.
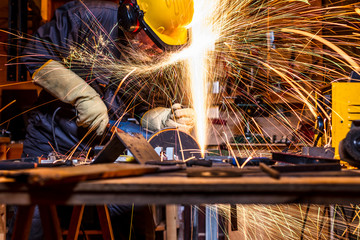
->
21 1 149 157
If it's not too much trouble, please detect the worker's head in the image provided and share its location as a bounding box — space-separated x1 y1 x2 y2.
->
118 0 194 51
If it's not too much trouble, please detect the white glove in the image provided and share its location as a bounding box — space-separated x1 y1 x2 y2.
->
33 60 109 135
141 103 195 133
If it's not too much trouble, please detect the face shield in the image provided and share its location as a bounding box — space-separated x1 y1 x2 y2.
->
118 0 194 51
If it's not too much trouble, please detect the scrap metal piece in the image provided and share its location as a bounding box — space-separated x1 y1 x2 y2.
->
186 159 213 167
145 160 184 166
259 163 280 179
271 163 341 172
187 168 244 178
272 152 340 165
93 131 161 165
302 147 335 159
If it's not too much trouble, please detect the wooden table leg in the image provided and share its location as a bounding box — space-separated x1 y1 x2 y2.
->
11 205 36 240
38 205 62 240
166 205 178 240
96 205 114 240
66 205 85 240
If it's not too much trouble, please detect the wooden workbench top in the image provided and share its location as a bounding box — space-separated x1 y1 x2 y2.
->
0 168 359 205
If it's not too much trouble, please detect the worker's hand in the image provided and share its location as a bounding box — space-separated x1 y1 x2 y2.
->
33 60 109 135
141 103 195 133
75 95 109 136
167 103 195 133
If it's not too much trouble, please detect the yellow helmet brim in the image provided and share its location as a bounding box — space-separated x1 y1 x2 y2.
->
137 0 194 51
150 23 188 47
141 19 190 51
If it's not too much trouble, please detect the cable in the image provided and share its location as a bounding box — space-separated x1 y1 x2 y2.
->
51 107 62 153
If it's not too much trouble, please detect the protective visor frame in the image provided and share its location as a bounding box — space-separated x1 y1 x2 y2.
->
137 11 191 52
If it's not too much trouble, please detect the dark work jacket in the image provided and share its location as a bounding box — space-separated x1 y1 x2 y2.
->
21 1 149 157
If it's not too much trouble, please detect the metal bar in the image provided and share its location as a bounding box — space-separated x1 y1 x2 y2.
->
272 152 340 164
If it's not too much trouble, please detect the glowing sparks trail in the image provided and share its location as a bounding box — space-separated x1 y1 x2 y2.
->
281 28 360 73
186 0 220 157
211 204 360 239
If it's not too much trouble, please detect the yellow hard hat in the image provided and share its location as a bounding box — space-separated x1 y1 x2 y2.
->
137 0 194 50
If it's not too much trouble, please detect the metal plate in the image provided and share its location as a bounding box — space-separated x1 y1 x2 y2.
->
93 131 161 164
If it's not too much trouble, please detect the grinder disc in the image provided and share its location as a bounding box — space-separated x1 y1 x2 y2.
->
148 128 201 160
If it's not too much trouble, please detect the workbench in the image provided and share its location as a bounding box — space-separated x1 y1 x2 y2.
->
0 168 360 205
3 166 360 239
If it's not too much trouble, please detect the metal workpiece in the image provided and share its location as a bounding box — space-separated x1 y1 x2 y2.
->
93 131 161 164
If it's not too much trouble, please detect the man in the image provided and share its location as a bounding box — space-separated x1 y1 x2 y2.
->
11 0 195 239
21 0 195 157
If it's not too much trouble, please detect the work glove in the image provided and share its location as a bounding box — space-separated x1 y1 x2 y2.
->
141 103 195 133
33 60 109 135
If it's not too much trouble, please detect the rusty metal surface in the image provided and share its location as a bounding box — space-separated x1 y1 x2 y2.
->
2 163 158 186
93 131 161 164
